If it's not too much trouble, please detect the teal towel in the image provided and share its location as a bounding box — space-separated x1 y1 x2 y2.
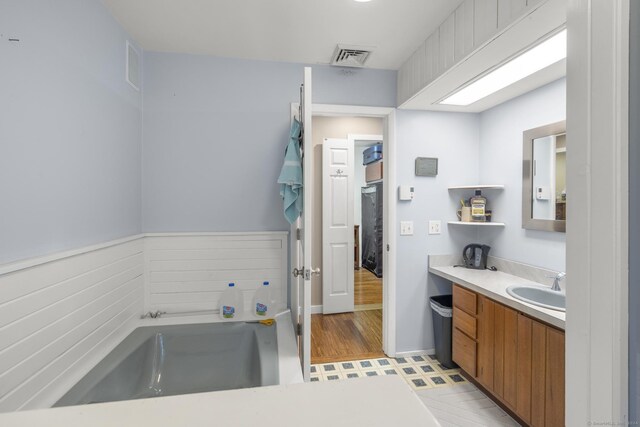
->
278 119 303 224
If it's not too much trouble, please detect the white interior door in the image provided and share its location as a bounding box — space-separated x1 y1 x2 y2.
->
322 138 355 314
289 67 314 381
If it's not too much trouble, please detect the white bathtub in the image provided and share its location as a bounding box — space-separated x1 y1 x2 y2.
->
55 310 302 407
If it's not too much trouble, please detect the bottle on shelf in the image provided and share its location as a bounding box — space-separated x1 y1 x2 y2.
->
219 282 242 320
469 190 487 222
253 281 272 318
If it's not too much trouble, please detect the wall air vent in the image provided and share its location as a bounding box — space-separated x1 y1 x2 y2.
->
126 41 141 91
330 44 373 68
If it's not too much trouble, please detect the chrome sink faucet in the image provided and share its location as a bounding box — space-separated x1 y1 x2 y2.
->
549 272 566 292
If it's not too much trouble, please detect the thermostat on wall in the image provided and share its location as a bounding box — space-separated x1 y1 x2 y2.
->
399 186 414 201
415 157 438 177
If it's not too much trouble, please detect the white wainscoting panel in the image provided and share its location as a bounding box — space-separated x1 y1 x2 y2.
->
0 232 288 412
144 233 288 315
0 237 144 411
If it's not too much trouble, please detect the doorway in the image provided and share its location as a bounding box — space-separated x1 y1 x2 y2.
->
309 116 386 364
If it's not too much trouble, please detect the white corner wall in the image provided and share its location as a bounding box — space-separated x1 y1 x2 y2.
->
394 78 567 354
0 237 144 411
630 0 640 420
0 0 143 265
478 78 567 272
144 232 288 314
394 110 481 353
141 53 396 235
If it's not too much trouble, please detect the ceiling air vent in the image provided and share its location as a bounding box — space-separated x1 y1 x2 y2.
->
331 44 373 68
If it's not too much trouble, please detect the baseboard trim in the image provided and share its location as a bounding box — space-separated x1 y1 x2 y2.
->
394 349 435 358
354 303 383 311
311 305 382 314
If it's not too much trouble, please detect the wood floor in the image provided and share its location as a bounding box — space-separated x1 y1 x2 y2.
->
354 268 382 307
311 309 384 364
311 268 384 364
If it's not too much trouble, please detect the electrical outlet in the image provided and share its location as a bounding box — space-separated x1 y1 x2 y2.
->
429 220 441 235
400 221 414 236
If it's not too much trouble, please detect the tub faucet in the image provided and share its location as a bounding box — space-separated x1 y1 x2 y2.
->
549 272 565 292
141 310 166 319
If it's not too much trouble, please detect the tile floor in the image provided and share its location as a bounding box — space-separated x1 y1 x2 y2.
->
310 354 467 391
417 383 520 426
311 354 520 426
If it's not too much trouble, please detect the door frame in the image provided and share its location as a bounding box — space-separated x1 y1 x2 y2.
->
566 0 630 424
312 104 397 357
288 67 313 381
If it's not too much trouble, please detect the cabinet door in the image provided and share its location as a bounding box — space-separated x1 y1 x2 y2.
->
493 304 505 397
531 321 547 427
546 327 565 426
503 307 518 409
477 295 495 389
516 314 532 423
453 307 477 339
494 303 518 409
453 284 477 315
453 327 477 376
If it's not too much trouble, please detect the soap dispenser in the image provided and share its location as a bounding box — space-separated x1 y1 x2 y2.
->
469 190 487 222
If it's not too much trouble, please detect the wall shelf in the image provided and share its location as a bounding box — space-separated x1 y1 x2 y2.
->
448 221 505 227
448 185 504 190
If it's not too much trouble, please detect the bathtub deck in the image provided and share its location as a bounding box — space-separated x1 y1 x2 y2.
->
0 376 440 427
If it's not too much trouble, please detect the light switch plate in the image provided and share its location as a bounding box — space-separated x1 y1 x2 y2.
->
400 221 414 236
428 220 441 235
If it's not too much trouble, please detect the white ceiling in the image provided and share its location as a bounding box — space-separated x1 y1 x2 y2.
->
103 0 463 70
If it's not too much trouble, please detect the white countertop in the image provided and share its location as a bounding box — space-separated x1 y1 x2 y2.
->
429 265 565 330
0 376 441 427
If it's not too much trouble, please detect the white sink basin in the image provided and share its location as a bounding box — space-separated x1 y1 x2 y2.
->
506 285 566 312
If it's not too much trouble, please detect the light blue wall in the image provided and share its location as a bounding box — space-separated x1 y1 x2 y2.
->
395 79 567 353
142 52 396 232
629 0 639 421
0 0 143 264
395 110 480 353
478 78 567 272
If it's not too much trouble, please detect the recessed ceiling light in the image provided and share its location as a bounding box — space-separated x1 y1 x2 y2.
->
353 0 372 2
439 29 567 106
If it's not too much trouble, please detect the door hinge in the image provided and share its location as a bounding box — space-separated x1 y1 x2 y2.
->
296 228 302 240
296 323 302 336
387 244 390 252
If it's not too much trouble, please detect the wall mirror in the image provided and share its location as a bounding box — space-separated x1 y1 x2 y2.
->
522 120 566 232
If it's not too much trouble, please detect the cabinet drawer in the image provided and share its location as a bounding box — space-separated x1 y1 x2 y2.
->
453 328 477 376
453 307 477 339
453 284 477 315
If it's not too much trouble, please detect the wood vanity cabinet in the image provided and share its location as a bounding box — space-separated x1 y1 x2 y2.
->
452 284 565 426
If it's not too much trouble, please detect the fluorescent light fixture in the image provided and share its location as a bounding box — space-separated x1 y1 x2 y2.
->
439 29 567 106
353 0 372 2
